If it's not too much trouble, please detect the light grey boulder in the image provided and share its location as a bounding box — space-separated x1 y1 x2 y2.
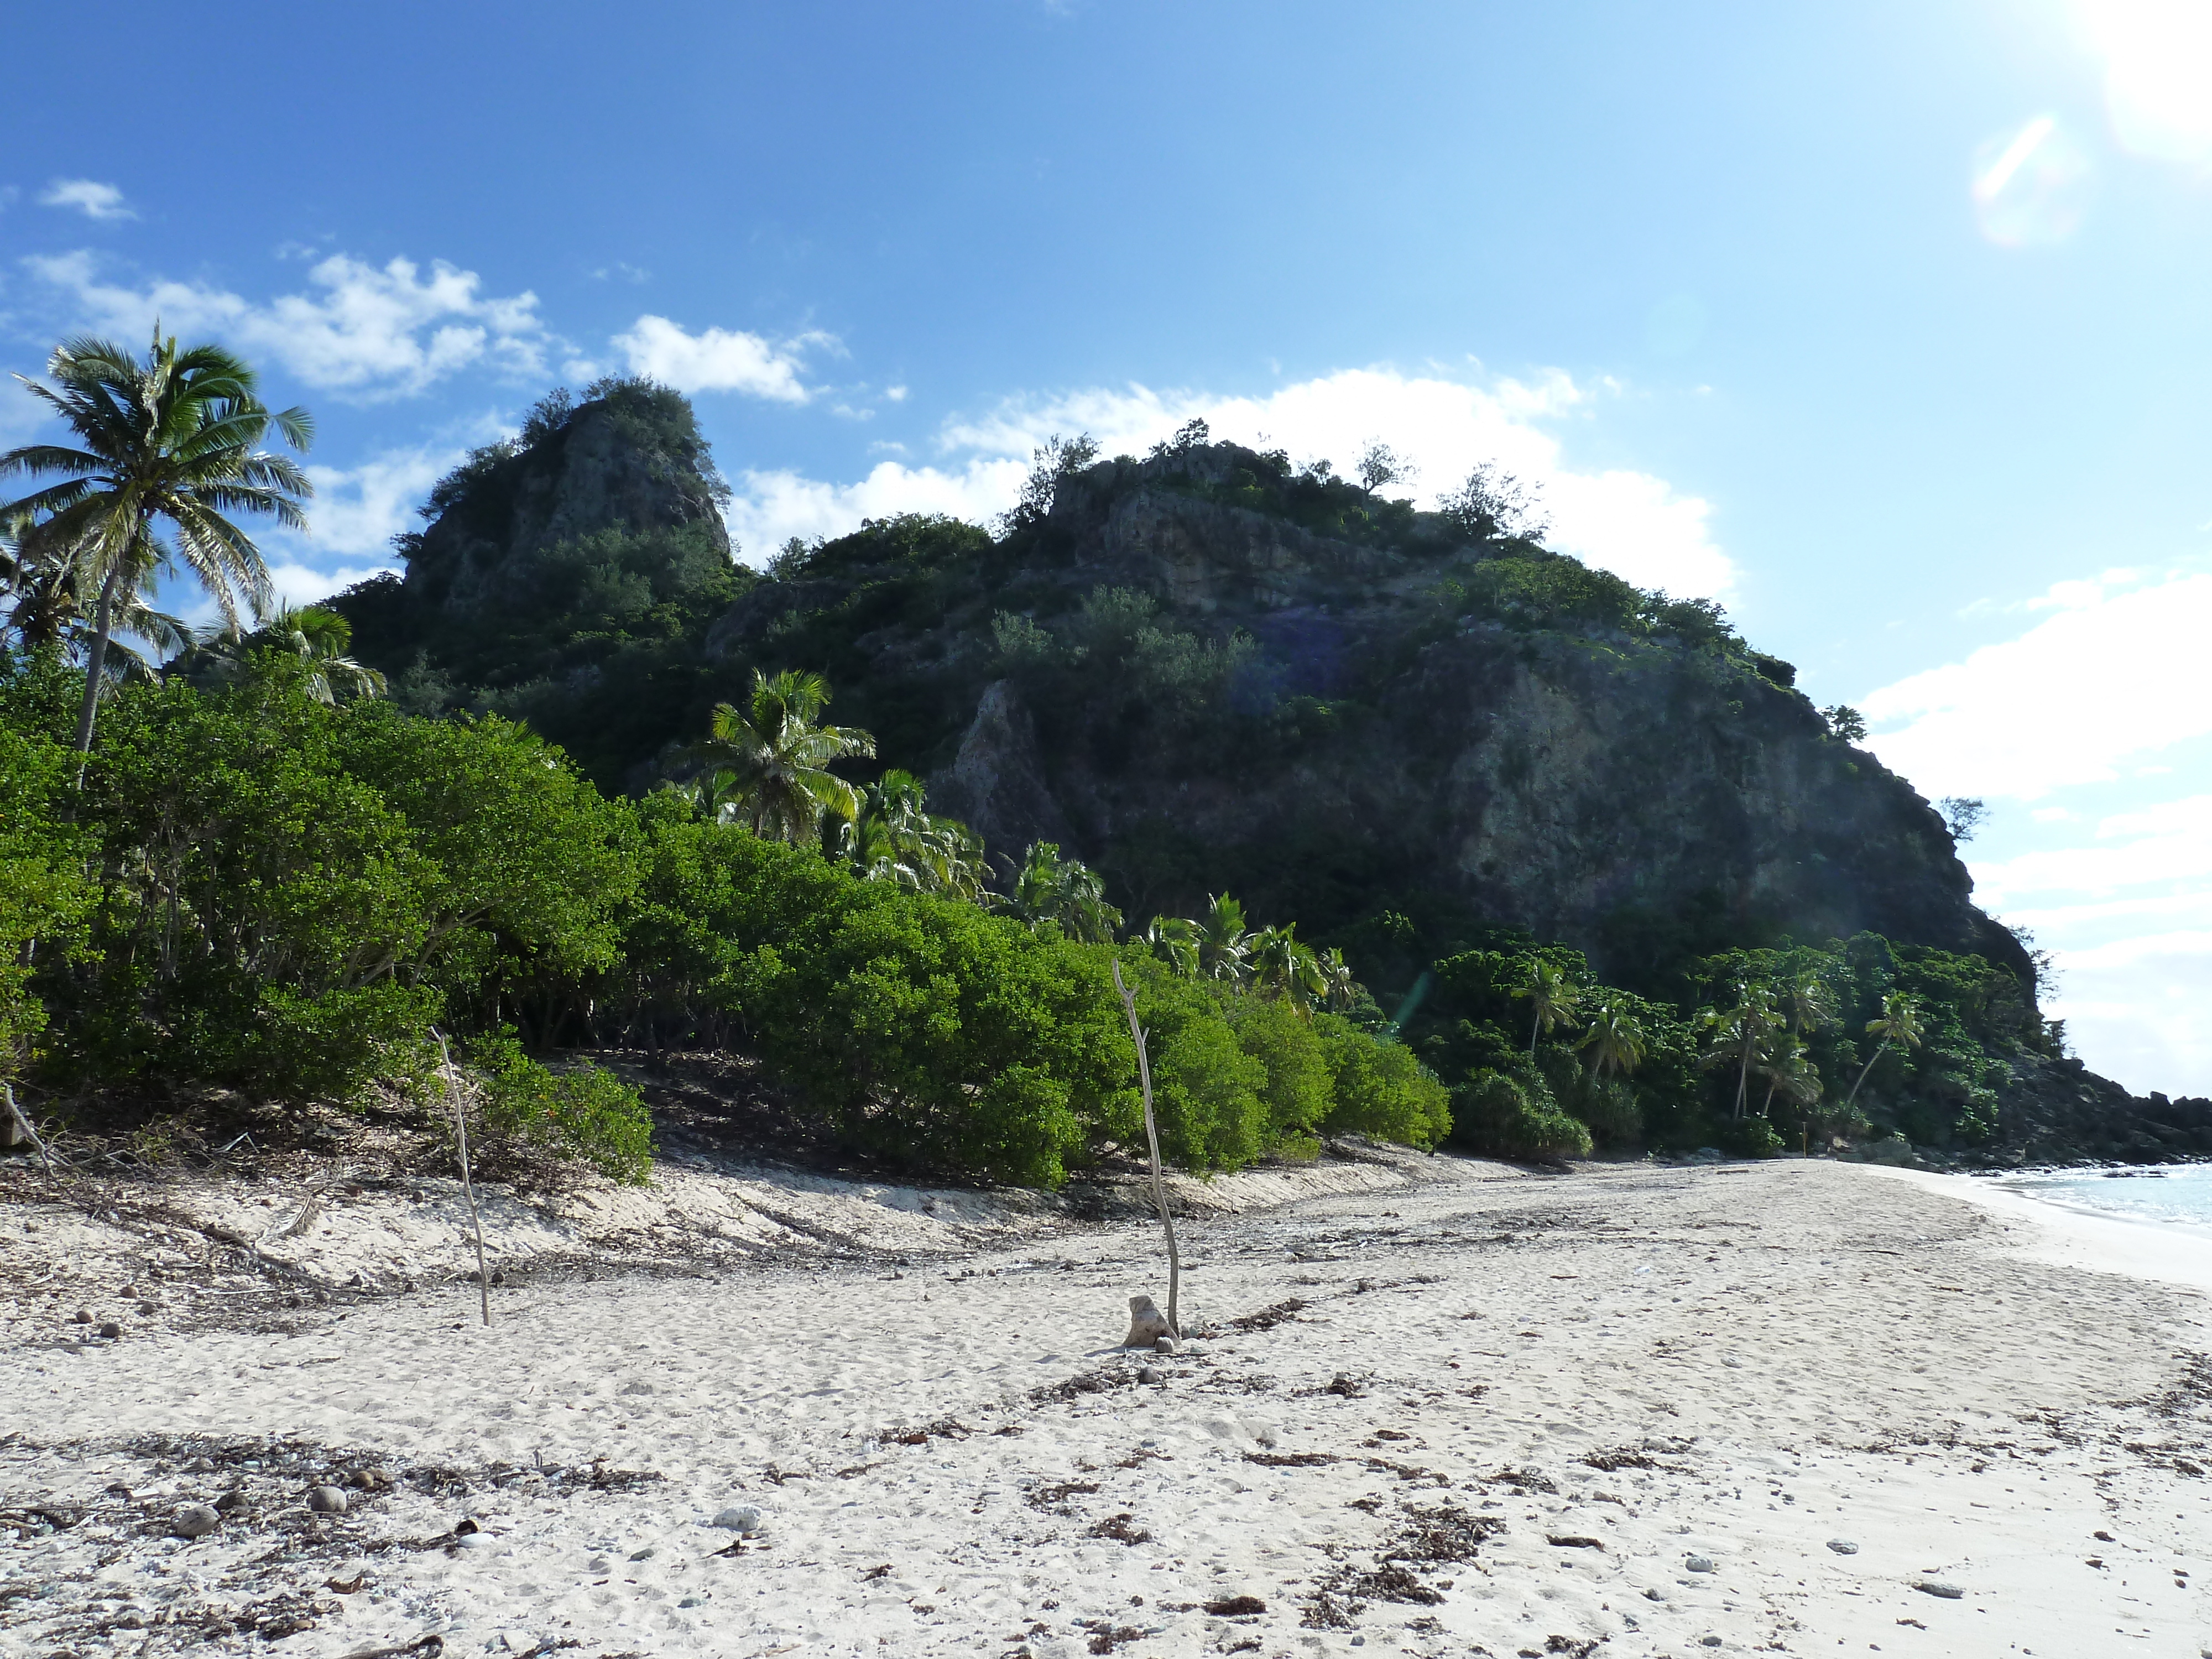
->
306 1485 349 1515
713 1504 763 1534
1123 1295 1171 1348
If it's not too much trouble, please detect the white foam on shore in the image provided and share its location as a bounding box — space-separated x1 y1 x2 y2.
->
1867 1162 2212 1293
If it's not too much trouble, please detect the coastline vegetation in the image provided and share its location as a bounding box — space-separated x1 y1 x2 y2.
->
1 338 2068 1187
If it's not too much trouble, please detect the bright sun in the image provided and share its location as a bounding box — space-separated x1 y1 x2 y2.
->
2080 0 2212 168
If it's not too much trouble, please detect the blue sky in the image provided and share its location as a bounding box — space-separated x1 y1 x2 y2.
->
3 2 2209 1094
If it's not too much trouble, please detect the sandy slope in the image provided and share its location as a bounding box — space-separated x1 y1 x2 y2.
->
7 1157 2212 1659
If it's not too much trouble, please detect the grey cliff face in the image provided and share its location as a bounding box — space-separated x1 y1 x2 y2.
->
404 399 731 617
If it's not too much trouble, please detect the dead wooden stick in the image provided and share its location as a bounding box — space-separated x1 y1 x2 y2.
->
431 1030 491 1327
1111 959 1179 1339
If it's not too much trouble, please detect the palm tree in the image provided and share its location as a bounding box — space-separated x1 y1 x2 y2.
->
1841 991 1926 1113
1249 923 1326 1011
684 668 875 844
3 506 187 669
1143 915 1202 977
1194 893 1253 983
1699 983 1783 1120
185 603 387 704
1515 959 1583 1057
841 768 989 900
1754 968 1834 1117
1009 842 1122 942
1316 946 1361 1015
1575 997 1648 1083
1 331 312 761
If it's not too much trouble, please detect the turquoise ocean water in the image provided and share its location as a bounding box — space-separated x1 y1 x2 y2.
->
2000 1163 2212 1233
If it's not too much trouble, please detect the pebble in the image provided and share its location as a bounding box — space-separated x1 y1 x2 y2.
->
629 1545 658 1559
306 1485 349 1515
1137 1366 1161 1384
1912 1578 1963 1599
98 1322 121 1339
1155 1334 1179 1355
1685 1556 1715 1573
170 1504 220 1538
72 1309 92 1325
712 1505 763 1534
1827 1539 1859 1555
1700 1640 1723 1650
587 1557 611 1573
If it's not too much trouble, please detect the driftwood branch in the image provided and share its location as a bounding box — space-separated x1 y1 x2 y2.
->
431 1029 491 1328
1112 959 1179 1339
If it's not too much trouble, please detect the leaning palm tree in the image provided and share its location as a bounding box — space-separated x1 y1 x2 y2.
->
684 668 875 844
1841 991 1926 1113
1 331 312 760
1316 946 1362 1015
1515 959 1583 1057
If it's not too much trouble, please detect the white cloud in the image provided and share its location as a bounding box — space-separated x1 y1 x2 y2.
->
1973 795 2212 909
612 316 831 402
1860 567 2212 801
39 179 134 221
25 251 550 399
301 444 466 556
743 366 1733 596
727 457 1031 557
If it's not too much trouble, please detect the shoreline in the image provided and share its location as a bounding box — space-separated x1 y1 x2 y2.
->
1865 1161 2212 1295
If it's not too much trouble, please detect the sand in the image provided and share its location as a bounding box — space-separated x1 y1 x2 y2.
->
7 1154 2212 1658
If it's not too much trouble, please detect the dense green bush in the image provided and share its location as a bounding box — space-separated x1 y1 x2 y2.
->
1315 1013 1452 1147
1457 1068 1592 1159
468 1032 654 1184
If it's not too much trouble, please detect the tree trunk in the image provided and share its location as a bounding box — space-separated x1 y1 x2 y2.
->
1843 1041 1890 1112
71 563 124 779
1113 960 1179 1340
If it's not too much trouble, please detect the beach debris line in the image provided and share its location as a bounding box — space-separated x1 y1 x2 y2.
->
1112 959 1180 1342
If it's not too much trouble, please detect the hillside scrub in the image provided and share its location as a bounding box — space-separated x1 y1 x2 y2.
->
0 649 1451 1187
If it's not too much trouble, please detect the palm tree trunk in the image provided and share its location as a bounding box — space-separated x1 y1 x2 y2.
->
71 563 124 782
1843 1040 1890 1112
1529 1009 1541 1058
1735 1046 1751 1120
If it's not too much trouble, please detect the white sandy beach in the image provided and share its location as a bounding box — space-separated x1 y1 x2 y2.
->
7 1153 2212 1658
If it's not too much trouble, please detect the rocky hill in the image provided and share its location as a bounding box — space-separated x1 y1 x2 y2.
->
333 394 2200 1165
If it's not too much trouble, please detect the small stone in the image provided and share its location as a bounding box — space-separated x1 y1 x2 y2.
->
171 1504 220 1538
1644 1587 1663 1600
73 1308 93 1324
1123 1295 1171 1348
1137 1366 1161 1385
1912 1578 1964 1599
1154 1334 1179 1355
678 1595 705 1608
1684 1555 1715 1573
98 1322 121 1339
1700 1640 1724 1650
1827 1538 1859 1554
1350 1638 1365 1648
306 1485 348 1515
587 1557 611 1573
629 1543 658 1559
138 1301 158 1316
712 1504 763 1534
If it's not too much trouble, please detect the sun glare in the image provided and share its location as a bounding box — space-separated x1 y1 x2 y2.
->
1972 114 2092 244
2080 0 2212 169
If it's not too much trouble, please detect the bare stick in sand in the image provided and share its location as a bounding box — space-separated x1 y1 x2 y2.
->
1112 959 1180 1340
432 1029 492 1328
